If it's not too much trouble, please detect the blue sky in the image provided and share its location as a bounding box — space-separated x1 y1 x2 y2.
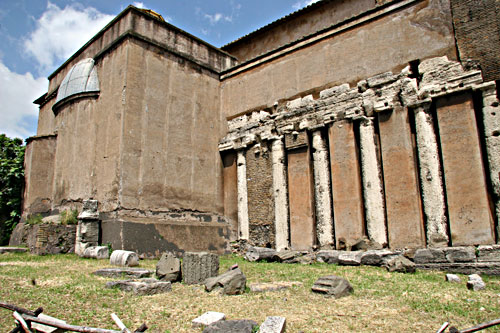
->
0 0 318 140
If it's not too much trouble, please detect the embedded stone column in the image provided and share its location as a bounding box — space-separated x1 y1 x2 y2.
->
271 138 289 251
413 103 449 247
359 118 387 246
75 200 100 256
311 130 334 248
236 150 249 240
478 82 500 243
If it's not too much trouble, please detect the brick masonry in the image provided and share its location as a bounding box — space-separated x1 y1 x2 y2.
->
450 0 500 81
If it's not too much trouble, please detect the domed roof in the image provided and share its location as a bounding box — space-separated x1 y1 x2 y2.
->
55 58 99 104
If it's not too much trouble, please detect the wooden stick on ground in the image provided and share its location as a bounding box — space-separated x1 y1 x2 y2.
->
21 314 122 333
459 318 500 333
111 313 131 333
0 301 43 317
436 322 449 333
133 323 148 332
13 312 32 333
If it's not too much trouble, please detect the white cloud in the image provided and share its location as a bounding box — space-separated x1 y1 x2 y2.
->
23 2 113 75
133 2 145 9
0 61 47 139
292 0 321 10
204 12 232 25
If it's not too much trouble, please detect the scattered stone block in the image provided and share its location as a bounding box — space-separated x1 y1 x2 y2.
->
182 252 219 285
156 252 181 282
110 250 139 267
245 247 278 262
105 278 171 295
249 281 302 293
316 250 340 264
351 237 383 251
311 275 353 298
413 248 446 264
205 266 246 295
192 312 226 329
203 320 258 333
274 250 300 263
360 249 395 266
78 199 99 220
93 268 153 278
445 274 461 283
338 251 363 266
477 245 500 262
296 253 316 265
383 255 416 273
467 274 486 291
444 247 476 263
259 316 286 333
0 247 27 254
75 221 100 256
82 246 109 259
417 262 500 275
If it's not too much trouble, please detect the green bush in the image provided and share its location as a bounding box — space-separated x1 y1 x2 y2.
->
26 214 43 225
60 209 79 225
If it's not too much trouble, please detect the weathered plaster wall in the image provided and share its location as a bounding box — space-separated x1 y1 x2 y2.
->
119 39 224 214
220 0 456 119
222 0 376 62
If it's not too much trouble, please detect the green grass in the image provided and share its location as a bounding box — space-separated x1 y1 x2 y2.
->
0 253 499 332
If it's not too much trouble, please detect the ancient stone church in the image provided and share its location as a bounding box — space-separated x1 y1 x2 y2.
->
23 0 500 256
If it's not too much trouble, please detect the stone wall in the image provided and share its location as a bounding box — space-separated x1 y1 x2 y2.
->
220 56 499 250
9 223 76 255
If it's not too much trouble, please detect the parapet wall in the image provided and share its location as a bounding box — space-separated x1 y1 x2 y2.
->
220 56 500 250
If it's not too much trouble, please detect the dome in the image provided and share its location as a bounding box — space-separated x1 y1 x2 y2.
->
55 58 100 104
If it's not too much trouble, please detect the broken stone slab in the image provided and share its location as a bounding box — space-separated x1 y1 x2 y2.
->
417 262 500 275
338 251 363 266
316 250 340 264
249 281 302 293
93 268 153 278
350 237 383 251
78 199 99 220
259 316 286 333
105 278 171 295
244 247 278 262
295 253 316 265
0 247 27 254
311 275 353 298
109 250 139 267
204 266 246 295
156 252 181 282
444 247 476 263
203 320 258 333
413 248 446 264
477 245 500 262
446 274 461 283
182 252 219 285
467 274 486 291
192 312 226 329
274 250 301 263
82 246 109 259
383 255 416 273
360 249 395 266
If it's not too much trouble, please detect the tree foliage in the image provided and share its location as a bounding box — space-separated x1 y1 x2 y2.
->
0 134 25 245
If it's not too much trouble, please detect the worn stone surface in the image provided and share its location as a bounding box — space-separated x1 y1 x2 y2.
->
271 138 289 251
245 246 278 262
477 245 500 262
0 247 27 254
105 278 172 295
182 252 219 285
82 246 109 259
467 274 486 291
204 267 246 295
287 144 315 250
237 150 249 240
78 199 99 220
249 281 302 293
192 312 226 329
274 250 301 263
222 152 238 241
445 274 461 283
156 252 181 282
20 224 76 255
259 316 286 333
436 93 495 245
413 248 446 264
328 121 364 248
378 106 425 249
316 250 340 264
338 251 363 266
93 268 153 278
417 263 500 276
360 249 395 266
444 247 476 263
383 255 416 273
203 320 258 333
312 275 354 298
110 250 140 267
75 220 100 256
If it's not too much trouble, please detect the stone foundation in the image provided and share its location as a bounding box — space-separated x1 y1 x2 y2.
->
9 223 76 255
